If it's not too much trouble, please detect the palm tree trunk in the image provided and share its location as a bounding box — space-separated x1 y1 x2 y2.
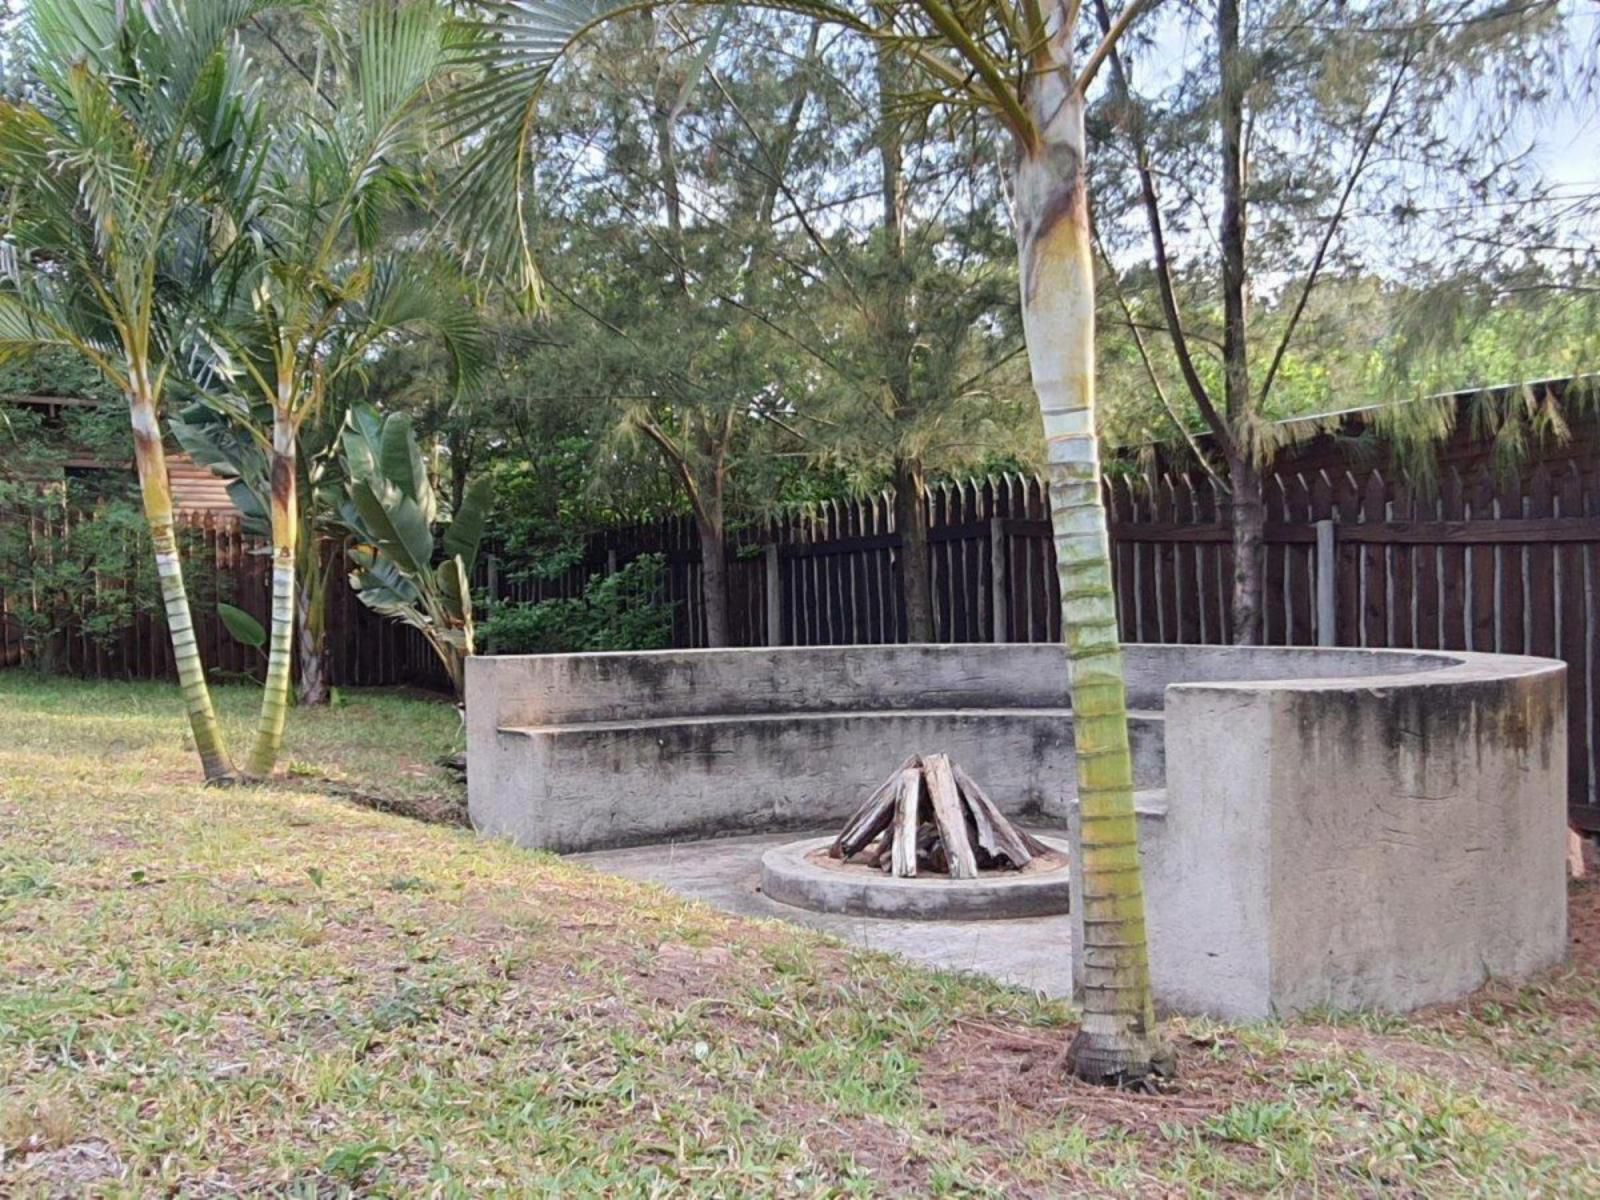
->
127 375 234 782
1015 68 1160 1082
247 410 297 775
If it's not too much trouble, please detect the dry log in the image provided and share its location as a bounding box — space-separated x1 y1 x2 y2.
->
832 755 918 859
924 754 978 879
833 754 1048 878
951 763 1035 867
891 767 923 877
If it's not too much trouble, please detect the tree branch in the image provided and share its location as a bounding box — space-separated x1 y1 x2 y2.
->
1093 0 1237 462
1256 51 1413 407
1077 0 1163 95
1094 224 1230 491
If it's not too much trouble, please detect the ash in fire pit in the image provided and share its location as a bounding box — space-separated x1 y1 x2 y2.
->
829 753 1052 879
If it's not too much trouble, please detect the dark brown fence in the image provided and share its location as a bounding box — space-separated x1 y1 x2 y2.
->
492 457 1600 833
0 511 452 690
5 425 1598 831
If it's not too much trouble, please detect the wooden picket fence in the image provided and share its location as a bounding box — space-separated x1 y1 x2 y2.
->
0 510 453 690
491 454 1600 833
5 400 1599 830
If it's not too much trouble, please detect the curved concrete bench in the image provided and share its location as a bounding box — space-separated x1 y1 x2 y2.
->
466 642 1567 1020
467 644 1171 852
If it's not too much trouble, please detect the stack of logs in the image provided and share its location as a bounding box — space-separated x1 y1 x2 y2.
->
828 753 1051 879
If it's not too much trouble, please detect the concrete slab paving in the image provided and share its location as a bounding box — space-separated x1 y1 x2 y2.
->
568 830 1074 998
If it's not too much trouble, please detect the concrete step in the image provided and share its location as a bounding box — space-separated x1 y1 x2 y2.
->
505 706 1163 737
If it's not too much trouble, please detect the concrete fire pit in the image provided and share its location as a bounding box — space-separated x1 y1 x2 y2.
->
760 834 1073 920
467 642 1568 1021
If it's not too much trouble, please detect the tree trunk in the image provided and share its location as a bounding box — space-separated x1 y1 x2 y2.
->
296 537 331 706
1218 0 1260 646
876 47 931 645
698 512 730 648
127 372 234 783
1015 58 1160 1082
1229 454 1265 645
893 457 934 642
247 408 297 775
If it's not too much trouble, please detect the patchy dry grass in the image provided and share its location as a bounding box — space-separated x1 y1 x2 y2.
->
1 675 1597 1197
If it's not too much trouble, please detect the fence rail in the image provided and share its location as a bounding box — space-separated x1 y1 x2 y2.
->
0 511 452 690
5 455 1598 831
487 462 1600 833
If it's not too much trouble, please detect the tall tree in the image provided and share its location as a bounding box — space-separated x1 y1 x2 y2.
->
1091 0 1584 641
448 0 1169 1081
502 12 834 647
801 35 1031 641
0 0 301 782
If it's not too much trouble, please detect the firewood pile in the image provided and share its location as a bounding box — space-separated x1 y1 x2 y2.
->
828 753 1051 879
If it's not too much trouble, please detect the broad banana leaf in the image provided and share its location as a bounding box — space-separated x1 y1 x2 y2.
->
443 475 493 571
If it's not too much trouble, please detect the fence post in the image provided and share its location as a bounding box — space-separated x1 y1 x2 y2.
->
989 517 1008 643
1315 519 1337 646
485 554 500 603
605 548 618 576
764 543 782 646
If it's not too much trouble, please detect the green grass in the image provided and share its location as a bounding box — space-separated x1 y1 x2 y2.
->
2 675 1598 1196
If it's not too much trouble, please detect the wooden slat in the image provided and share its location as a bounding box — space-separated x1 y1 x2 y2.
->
1496 471 1526 655
1362 472 1389 648
1154 475 1177 642
1175 476 1203 644
925 753 977 879
1468 468 1497 653
1389 476 1415 648
1528 465 1556 658
1558 464 1588 807
1439 469 1468 650
1334 472 1361 645
891 766 922 877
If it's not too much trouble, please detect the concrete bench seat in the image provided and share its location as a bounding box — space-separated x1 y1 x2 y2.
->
485 705 1166 853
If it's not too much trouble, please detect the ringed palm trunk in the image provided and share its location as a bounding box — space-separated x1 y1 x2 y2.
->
1014 65 1160 1081
247 407 297 775
127 370 235 782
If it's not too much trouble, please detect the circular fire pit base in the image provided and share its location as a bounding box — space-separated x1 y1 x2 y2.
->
760 836 1071 921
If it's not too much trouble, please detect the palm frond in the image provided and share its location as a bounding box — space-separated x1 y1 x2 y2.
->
349 256 491 396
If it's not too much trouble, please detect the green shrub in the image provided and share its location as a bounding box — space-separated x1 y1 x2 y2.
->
0 484 233 674
482 554 675 654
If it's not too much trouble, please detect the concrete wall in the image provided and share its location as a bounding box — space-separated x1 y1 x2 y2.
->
466 644 1170 850
468 642 1568 1019
1136 658 1568 1019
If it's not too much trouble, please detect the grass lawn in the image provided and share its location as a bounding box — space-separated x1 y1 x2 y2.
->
2 675 1598 1197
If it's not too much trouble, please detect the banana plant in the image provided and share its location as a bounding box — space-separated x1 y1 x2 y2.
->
333 404 492 700
183 1 485 774
0 0 314 783
445 0 1167 1081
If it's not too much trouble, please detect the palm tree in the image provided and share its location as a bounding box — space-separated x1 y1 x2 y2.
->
189 0 485 776
0 0 303 783
446 0 1167 1081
